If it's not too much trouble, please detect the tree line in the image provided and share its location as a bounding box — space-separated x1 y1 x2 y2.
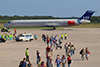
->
0 15 100 23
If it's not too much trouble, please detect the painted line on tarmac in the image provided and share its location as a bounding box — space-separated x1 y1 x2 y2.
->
0 52 22 55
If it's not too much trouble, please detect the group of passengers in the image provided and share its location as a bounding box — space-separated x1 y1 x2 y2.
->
79 47 90 60
42 33 67 49
36 49 72 67
38 54 71 67
64 42 76 57
40 34 74 67
19 33 90 67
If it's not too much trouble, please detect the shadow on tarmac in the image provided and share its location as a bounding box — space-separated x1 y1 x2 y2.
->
73 59 81 61
41 29 73 31
42 29 53 31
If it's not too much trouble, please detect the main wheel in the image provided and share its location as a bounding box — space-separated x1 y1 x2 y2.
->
16 40 19 42
26 40 28 42
53 27 56 30
3 40 6 42
29 39 31 42
20 39 23 42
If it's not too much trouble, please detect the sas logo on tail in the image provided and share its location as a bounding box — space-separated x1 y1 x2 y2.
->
83 16 89 20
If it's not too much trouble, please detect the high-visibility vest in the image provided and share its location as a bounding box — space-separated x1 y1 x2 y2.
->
9 35 11 38
25 50 29 56
61 34 63 38
5 35 8 38
11 35 13 38
65 34 67 37
1 35 3 38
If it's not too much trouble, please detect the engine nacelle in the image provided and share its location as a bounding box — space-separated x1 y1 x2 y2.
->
68 21 75 25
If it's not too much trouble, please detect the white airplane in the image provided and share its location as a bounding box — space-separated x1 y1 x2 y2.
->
4 10 95 30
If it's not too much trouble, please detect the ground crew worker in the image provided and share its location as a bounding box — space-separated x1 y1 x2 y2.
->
25 48 29 62
65 33 67 40
9 34 13 40
5 34 8 40
61 33 63 39
1 34 4 38
9 34 12 40
14 29 17 34
11 34 13 40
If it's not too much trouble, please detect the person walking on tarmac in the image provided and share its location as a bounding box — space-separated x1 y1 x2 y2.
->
14 29 17 34
34 34 37 40
80 48 85 60
61 33 63 40
85 47 90 60
67 55 71 67
19 58 27 67
25 48 29 62
64 33 67 40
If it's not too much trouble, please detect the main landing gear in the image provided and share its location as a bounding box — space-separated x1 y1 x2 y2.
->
53 27 56 30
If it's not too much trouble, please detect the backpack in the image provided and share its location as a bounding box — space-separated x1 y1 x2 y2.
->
68 60 71 64
19 61 23 67
47 39 49 42
88 51 90 54
80 50 82 54
53 40 55 43
19 65 21 67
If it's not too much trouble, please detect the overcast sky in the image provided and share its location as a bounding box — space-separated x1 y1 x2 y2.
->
0 0 99 17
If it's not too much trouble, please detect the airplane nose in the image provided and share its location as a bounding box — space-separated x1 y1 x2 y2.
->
4 23 8 27
4 24 6 27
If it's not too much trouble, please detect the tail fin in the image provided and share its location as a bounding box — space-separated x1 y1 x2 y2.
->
79 10 95 20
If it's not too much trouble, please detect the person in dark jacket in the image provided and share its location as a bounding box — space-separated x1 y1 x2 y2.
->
19 58 27 67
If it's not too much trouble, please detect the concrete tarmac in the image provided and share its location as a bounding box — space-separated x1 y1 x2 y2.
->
0 28 100 67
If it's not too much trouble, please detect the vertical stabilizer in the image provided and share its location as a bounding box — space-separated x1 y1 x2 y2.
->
79 10 95 20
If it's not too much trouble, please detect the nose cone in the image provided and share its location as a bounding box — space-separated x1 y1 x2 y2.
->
4 23 8 27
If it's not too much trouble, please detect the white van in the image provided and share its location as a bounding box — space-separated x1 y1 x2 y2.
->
16 33 33 42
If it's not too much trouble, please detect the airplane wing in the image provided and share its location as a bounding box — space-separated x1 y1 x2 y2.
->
44 23 60 27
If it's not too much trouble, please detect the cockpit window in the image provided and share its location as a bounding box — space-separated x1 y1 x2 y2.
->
8 22 10 23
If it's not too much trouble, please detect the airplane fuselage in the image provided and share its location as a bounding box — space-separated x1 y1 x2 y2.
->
4 10 95 28
4 19 90 28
